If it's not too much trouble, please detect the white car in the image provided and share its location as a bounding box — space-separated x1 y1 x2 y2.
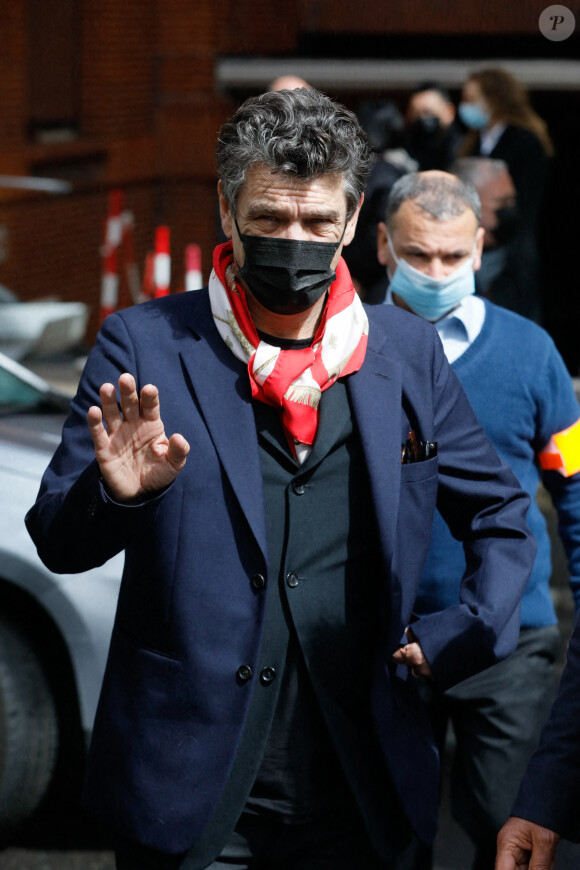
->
0 351 122 832
0 283 89 361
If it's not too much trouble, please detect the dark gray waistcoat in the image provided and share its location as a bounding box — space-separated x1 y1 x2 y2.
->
184 380 405 868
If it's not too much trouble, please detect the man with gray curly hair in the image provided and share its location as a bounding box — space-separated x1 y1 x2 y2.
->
26 89 535 869
217 88 369 223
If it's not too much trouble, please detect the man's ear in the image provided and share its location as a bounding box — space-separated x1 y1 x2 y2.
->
473 226 485 272
376 222 390 266
218 181 233 239
343 193 364 246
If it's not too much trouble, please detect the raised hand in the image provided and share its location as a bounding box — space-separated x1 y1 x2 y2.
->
87 373 190 503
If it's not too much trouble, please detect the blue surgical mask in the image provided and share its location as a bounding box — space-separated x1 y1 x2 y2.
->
387 230 476 322
458 101 491 130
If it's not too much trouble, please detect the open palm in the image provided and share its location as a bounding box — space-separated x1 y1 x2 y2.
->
87 373 190 503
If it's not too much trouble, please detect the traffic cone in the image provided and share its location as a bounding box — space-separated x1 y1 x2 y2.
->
99 189 124 322
153 226 171 297
185 244 202 291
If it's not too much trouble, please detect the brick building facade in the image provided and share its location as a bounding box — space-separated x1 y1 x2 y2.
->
0 1 577 349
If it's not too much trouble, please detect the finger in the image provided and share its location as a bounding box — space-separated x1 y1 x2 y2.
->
391 646 413 665
166 433 190 471
118 373 140 422
391 643 433 679
99 382 122 433
529 827 559 870
494 849 518 870
400 642 425 667
140 384 161 422
496 819 533 870
404 643 433 678
87 405 110 452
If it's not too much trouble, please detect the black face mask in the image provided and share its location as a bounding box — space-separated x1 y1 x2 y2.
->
492 205 521 246
407 115 442 141
234 218 345 315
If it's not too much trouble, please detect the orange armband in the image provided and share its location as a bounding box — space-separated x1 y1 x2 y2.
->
538 416 580 477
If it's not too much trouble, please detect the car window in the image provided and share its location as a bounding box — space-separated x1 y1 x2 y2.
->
0 353 69 412
0 366 46 407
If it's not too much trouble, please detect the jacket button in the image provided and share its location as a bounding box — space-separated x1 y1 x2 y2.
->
260 667 277 685
292 481 306 495
87 495 99 518
236 665 253 683
251 573 266 591
286 572 299 588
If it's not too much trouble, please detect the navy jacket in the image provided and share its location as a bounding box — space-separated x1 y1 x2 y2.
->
511 610 580 842
26 288 535 854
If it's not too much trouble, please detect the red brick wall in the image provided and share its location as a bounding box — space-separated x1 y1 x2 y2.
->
0 4 27 154
0 0 234 345
0 0 564 348
81 0 157 140
299 0 555 35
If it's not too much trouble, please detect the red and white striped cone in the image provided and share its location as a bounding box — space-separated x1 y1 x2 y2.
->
99 189 124 322
153 226 171 297
185 244 202 291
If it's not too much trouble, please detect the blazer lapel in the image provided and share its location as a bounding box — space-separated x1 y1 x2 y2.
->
347 318 403 574
179 296 268 560
176 294 405 571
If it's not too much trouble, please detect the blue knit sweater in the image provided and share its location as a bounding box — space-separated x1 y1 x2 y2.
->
417 300 580 626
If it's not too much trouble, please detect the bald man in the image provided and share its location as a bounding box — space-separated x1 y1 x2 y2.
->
377 170 580 870
268 75 310 91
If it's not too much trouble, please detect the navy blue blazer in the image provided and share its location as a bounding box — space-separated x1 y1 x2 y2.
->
510 610 580 842
26 288 535 854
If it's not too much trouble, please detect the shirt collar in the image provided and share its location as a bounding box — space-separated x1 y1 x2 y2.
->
479 122 507 155
385 287 485 345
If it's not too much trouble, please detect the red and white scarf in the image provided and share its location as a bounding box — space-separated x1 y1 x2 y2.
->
208 240 368 462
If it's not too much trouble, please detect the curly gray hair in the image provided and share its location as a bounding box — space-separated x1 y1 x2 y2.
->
216 88 371 219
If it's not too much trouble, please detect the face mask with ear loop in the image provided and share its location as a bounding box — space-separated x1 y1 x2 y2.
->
234 217 346 315
387 229 477 322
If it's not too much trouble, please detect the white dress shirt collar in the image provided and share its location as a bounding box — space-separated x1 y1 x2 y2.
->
479 122 507 156
385 289 486 364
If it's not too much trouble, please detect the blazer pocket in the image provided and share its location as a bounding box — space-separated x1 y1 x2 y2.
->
400 455 439 483
116 623 180 661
